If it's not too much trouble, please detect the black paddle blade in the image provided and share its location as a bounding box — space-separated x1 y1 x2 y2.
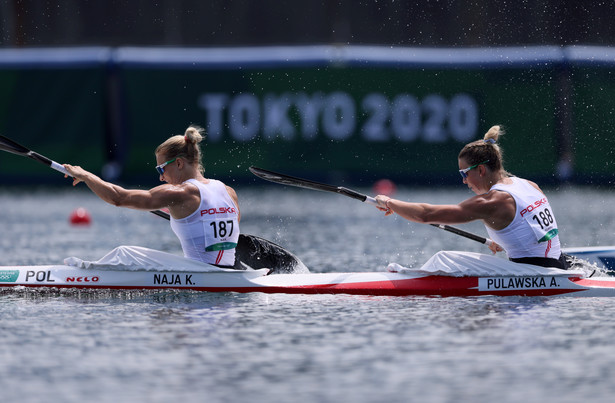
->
235 234 309 274
249 166 339 193
249 166 369 202
0 135 30 156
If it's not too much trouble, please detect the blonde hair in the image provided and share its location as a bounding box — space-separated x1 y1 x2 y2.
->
458 125 509 175
155 125 206 174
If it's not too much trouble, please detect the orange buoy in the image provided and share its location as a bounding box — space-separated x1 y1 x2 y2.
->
69 207 92 226
372 179 397 196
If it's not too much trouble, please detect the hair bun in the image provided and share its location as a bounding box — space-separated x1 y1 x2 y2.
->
483 125 504 143
184 126 204 144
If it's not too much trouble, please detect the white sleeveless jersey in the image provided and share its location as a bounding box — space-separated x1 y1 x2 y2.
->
170 179 240 266
485 177 561 260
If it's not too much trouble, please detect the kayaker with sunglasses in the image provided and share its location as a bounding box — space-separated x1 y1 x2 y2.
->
375 125 568 269
63 125 240 268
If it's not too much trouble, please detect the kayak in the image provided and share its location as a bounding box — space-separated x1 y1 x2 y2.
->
3 136 613 297
2 264 615 297
2 245 615 297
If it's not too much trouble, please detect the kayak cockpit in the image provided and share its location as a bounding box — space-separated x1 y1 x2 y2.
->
386 250 590 278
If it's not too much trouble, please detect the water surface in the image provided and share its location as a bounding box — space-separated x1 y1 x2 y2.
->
1 185 615 402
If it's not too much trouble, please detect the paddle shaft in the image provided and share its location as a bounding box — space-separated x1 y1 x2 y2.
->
430 224 491 245
0 134 168 219
248 166 378 205
249 166 493 247
0 135 70 176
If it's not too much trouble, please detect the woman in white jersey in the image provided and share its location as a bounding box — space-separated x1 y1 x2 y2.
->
374 125 568 269
63 125 241 267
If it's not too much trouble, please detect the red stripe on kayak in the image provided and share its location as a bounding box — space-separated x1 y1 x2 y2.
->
573 278 615 288
2 276 602 297
256 276 585 297
0 283 588 296
0 281 587 296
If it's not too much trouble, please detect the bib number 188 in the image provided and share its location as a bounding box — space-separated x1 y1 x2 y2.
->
532 208 554 230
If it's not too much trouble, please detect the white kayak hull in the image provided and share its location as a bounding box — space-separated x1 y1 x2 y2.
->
3 246 615 297
2 264 615 297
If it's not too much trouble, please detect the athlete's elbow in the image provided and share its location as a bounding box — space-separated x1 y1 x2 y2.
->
414 216 433 224
415 211 444 224
106 193 129 207
403 213 430 224
107 197 124 207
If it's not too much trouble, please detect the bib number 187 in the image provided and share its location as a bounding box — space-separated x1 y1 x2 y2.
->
210 220 234 238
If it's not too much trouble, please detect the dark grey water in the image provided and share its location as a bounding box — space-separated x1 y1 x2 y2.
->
2 185 615 403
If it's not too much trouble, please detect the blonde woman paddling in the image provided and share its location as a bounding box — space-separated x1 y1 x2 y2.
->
375 125 568 269
64 125 241 268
